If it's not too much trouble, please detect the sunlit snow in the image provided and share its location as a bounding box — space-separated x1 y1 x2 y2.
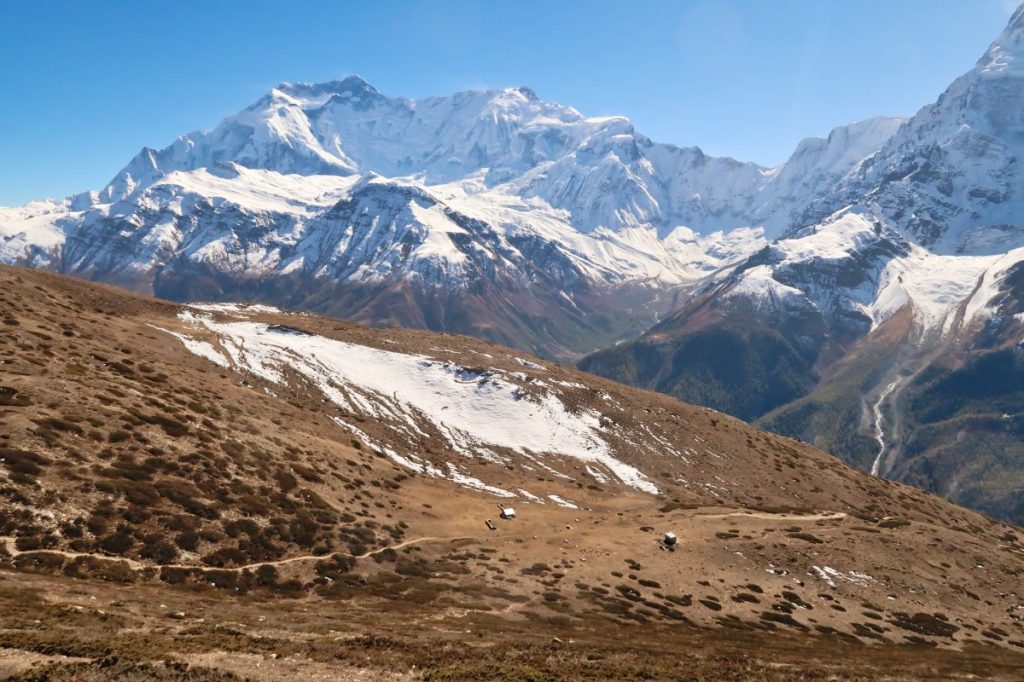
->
165 313 659 496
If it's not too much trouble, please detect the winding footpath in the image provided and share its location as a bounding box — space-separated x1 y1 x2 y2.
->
0 510 851 575
0 535 463 573
697 510 847 522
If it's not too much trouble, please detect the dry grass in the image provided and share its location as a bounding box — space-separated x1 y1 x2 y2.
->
0 265 1022 679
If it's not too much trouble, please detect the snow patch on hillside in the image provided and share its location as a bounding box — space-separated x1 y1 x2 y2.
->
165 312 659 495
188 302 285 315
148 324 230 368
869 248 994 333
725 265 807 308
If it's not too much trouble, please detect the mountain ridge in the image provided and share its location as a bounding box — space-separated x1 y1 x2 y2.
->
5 7 1024 524
1 72 905 362
583 6 1024 525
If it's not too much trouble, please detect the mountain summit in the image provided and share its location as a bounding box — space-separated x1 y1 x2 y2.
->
0 74 905 360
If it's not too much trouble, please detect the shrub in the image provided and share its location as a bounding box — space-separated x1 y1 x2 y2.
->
221 440 246 458
160 566 195 585
14 551 65 573
394 558 432 577
0 447 50 481
161 514 200 532
290 514 319 548
175 531 200 552
315 553 356 579
890 612 959 638
616 585 642 601
61 522 83 538
37 417 84 435
139 539 178 564
372 547 398 563
520 562 551 576
203 569 239 590
99 531 135 554
202 547 248 567
15 536 43 551
699 599 723 611
291 464 322 482
255 564 279 586
0 388 31 406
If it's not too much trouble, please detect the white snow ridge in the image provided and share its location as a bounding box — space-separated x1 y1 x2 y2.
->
163 310 659 498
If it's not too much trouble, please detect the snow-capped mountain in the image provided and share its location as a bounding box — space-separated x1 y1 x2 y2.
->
584 6 1024 524
0 73 905 359
5 1 1024 520
844 6 1024 255
666 5 1024 345
687 5 1024 347
90 76 904 238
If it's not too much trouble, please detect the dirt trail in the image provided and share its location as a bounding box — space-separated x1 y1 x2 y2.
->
0 535 466 573
0 509 848 575
692 510 847 522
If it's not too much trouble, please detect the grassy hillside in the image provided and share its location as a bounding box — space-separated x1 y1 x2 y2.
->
894 348 1024 523
579 300 824 422
1 266 1023 679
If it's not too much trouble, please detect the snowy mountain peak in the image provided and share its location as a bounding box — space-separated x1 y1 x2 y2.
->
276 76 386 111
277 75 380 100
775 117 906 186
514 85 540 101
816 5 1024 253
1 61 935 357
977 4 1024 79
50 72 919 241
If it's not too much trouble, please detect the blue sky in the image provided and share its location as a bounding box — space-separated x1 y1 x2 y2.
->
0 0 1016 205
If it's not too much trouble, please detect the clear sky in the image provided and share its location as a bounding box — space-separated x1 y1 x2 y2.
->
0 0 1017 206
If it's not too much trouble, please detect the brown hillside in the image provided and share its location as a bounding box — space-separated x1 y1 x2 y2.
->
0 265 1022 680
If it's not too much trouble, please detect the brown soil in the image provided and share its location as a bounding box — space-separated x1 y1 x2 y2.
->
0 265 1022 680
